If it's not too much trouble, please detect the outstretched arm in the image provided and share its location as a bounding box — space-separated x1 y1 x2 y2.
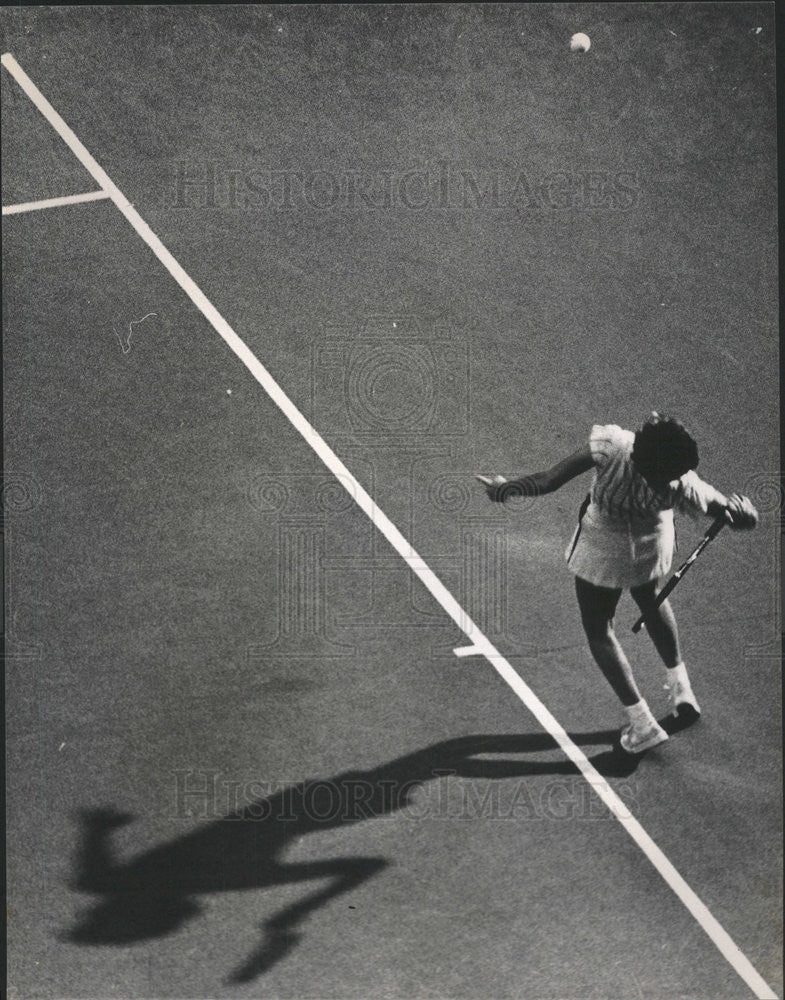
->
479 445 594 503
677 470 759 529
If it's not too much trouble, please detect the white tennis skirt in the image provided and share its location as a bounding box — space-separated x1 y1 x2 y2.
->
565 500 676 590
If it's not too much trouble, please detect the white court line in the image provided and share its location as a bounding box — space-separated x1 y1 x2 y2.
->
453 645 483 658
2 189 110 215
1 50 777 1000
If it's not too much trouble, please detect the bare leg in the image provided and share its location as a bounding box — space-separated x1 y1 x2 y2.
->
71 808 131 891
630 580 682 669
575 577 640 706
227 856 388 983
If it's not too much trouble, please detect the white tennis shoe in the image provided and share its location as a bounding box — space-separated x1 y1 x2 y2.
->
664 677 701 719
620 715 669 754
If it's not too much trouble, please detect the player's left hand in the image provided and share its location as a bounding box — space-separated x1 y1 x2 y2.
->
476 474 509 503
724 493 759 530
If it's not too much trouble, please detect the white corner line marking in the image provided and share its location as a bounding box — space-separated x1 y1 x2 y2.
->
0 50 776 1000
2 189 110 215
453 645 483 657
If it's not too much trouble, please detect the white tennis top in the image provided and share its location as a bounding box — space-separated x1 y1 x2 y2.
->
589 424 725 522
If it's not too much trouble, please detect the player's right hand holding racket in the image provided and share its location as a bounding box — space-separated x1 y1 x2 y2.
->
724 493 759 529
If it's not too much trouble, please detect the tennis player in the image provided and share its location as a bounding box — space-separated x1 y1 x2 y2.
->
480 413 758 753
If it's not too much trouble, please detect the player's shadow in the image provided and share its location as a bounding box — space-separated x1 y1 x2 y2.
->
62 725 677 984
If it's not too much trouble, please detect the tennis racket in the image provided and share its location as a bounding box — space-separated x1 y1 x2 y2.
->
632 514 727 633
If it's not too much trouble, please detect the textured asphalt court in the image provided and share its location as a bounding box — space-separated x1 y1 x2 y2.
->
2 5 781 998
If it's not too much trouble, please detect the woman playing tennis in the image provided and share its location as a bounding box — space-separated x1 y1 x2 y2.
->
479 413 758 753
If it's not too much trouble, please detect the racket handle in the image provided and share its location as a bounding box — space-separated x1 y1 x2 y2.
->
706 514 728 540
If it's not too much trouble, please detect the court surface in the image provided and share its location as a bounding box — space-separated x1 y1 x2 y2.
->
2 5 781 998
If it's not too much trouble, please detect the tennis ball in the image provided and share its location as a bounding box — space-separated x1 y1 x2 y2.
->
570 32 591 53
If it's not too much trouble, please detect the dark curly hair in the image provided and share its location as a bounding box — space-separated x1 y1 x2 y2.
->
631 413 699 485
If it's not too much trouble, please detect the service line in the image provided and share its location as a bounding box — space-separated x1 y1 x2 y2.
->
2 189 110 215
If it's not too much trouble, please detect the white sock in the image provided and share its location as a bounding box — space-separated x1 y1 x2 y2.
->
623 698 653 724
666 662 689 686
